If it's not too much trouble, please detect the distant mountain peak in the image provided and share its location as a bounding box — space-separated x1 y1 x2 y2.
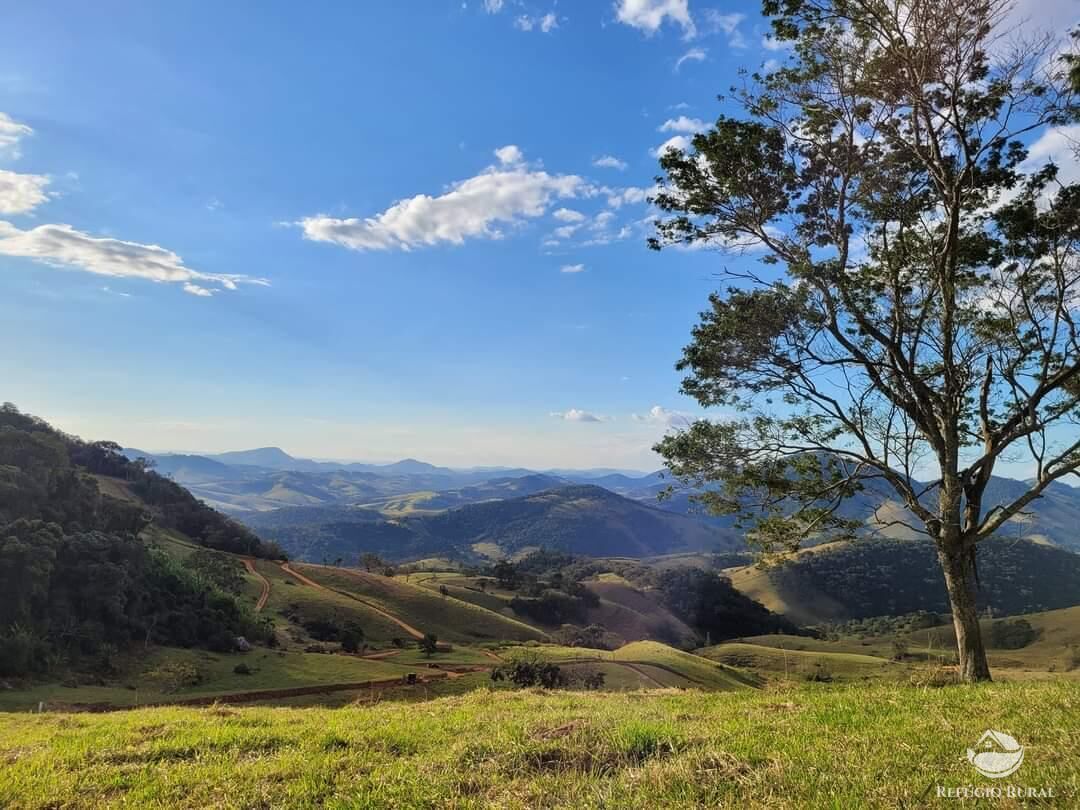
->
211 447 298 468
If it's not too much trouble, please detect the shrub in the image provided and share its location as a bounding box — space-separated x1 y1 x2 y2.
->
233 663 253 676
989 618 1038 650
144 661 202 692
491 658 567 689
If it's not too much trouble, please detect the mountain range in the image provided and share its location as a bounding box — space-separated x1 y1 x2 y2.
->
122 445 1080 562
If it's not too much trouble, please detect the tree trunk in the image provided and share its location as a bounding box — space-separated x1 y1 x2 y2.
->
938 542 992 683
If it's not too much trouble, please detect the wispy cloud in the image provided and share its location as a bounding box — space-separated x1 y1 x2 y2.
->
299 146 589 251
515 12 559 33
701 10 746 47
560 263 586 273
675 47 706 71
483 0 504 12
632 405 693 426
592 154 628 171
553 208 586 223
606 186 651 208
550 408 608 422
0 221 268 296
0 112 34 157
659 115 706 133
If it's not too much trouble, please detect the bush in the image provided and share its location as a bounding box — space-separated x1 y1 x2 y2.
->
0 626 48 677
144 661 202 693
989 618 1038 650
233 663 253 676
491 657 567 689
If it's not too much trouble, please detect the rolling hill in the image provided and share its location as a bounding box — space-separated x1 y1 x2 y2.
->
245 484 744 563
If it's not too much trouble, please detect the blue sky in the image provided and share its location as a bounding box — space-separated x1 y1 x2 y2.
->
1 0 1077 472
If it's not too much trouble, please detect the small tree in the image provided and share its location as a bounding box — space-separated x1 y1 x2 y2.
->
649 0 1077 682
420 633 439 657
360 552 384 573
340 623 364 654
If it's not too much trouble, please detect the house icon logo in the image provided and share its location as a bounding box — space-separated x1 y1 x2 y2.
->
967 730 1025 779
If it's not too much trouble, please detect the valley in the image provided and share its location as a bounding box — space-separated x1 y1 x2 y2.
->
3 407 1080 808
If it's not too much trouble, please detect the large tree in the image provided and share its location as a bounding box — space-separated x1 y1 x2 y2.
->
649 0 1078 682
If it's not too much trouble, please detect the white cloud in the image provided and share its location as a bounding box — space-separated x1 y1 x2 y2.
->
675 47 707 71
606 186 651 208
553 224 581 239
592 211 616 230
659 115 706 133
0 112 33 157
592 154 628 170
650 134 692 157
702 10 745 47
702 10 743 34
0 169 50 214
614 0 695 38
0 221 268 295
494 144 524 165
1022 124 1080 182
560 263 586 273
553 207 586 223
299 148 588 251
1016 124 1080 208
632 405 692 426
515 12 559 32
550 408 607 422
0 113 50 214
483 0 504 12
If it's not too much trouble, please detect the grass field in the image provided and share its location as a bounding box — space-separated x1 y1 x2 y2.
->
698 642 896 681
497 641 757 691
0 645 496 712
2 682 1077 808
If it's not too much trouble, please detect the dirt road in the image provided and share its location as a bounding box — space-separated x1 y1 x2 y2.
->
242 558 271 612
278 563 426 640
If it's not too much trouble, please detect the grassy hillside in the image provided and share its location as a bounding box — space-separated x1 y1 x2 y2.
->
3 682 1077 808
290 564 548 643
583 580 698 647
499 641 757 691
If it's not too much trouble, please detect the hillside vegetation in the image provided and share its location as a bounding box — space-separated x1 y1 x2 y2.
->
0 406 281 678
728 537 1080 626
2 682 1077 808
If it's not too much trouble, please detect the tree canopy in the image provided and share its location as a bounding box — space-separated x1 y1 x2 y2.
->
649 0 1079 681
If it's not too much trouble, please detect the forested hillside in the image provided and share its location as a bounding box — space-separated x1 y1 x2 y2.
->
742 537 1080 625
0 405 277 678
